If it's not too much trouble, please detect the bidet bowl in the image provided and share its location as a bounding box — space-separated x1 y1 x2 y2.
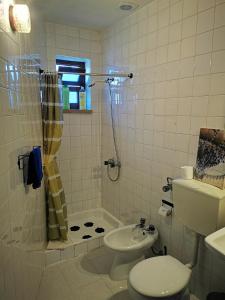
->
104 224 158 253
104 224 158 280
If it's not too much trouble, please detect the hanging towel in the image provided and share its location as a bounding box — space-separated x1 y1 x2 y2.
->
27 147 43 189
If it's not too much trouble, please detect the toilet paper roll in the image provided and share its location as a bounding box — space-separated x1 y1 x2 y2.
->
180 166 193 180
158 206 172 217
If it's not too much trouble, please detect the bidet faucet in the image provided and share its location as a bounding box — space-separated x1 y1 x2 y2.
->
133 218 146 230
142 224 156 235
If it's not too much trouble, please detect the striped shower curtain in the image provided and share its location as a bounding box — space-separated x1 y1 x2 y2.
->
41 73 68 241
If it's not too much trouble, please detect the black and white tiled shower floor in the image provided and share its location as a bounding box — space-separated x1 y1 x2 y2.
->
67 208 123 245
46 209 122 264
68 216 112 244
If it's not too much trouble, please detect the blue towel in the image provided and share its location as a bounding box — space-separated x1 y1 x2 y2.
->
27 147 43 189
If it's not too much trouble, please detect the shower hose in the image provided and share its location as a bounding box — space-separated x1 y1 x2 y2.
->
106 80 121 182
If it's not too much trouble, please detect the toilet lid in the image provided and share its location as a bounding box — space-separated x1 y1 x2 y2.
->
129 255 191 298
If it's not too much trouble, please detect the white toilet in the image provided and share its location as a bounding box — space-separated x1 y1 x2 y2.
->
128 179 225 300
128 255 191 300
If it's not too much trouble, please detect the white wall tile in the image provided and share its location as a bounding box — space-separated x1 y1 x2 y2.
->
181 36 196 58
158 8 170 28
183 0 198 18
213 26 225 51
196 31 213 54
168 42 181 61
182 15 197 38
191 96 209 116
198 0 216 11
197 8 215 34
194 53 212 75
212 50 225 73
210 73 225 94
208 95 225 116
215 3 225 27
169 22 182 42
170 1 183 24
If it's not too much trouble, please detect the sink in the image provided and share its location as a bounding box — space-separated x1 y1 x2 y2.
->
205 227 225 260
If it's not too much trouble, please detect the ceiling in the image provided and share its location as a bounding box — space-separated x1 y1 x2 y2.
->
35 0 152 29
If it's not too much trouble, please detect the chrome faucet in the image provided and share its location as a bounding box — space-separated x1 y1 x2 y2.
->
104 158 121 168
162 177 173 192
133 218 146 231
142 224 156 235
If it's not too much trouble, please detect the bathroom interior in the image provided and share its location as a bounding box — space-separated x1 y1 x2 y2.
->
1 0 225 299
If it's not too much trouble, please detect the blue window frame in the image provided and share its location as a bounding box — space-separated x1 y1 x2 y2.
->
56 58 86 109
56 56 92 110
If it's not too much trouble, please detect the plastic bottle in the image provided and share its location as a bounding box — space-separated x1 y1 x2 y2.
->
79 87 86 110
62 85 70 110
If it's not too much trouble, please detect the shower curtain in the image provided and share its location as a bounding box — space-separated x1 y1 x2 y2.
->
41 73 68 241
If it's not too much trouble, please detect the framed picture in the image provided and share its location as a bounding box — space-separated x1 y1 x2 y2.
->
194 128 225 189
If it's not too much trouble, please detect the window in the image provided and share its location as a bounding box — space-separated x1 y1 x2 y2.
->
56 56 91 111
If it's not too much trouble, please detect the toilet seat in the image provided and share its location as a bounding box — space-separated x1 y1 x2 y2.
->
129 255 191 298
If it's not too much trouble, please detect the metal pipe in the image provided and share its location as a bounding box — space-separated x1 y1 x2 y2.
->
185 232 201 269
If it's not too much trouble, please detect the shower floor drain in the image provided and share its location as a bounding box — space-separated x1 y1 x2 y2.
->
84 222 94 227
82 235 92 239
70 226 80 231
95 227 105 233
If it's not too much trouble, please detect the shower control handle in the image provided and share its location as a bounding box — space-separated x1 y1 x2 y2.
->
104 159 115 168
104 158 121 168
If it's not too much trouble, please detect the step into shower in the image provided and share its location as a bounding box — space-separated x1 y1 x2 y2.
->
45 208 122 266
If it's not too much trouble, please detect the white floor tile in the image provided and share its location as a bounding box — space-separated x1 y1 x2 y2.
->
38 246 199 300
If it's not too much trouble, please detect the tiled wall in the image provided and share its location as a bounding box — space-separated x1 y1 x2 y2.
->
45 23 102 214
102 0 225 298
0 0 46 299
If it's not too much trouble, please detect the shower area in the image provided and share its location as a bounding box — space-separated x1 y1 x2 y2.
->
44 46 133 260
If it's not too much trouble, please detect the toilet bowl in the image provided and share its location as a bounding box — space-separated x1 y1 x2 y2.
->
128 255 191 300
104 224 158 280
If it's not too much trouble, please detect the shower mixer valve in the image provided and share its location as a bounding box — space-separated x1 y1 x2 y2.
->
104 158 121 168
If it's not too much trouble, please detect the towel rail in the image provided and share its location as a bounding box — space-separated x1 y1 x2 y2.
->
17 146 41 170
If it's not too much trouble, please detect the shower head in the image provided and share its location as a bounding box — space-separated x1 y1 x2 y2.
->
105 78 115 84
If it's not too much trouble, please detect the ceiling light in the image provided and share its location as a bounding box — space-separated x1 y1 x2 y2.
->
9 4 31 33
119 2 138 11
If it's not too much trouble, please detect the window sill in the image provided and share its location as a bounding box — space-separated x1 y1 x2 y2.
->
63 109 93 114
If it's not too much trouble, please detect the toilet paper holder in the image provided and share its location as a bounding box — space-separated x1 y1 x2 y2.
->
162 199 174 208
158 200 174 217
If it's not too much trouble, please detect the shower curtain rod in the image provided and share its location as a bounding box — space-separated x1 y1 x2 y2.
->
39 69 133 79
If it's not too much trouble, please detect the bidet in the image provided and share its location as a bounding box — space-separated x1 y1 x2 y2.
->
104 223 158 280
